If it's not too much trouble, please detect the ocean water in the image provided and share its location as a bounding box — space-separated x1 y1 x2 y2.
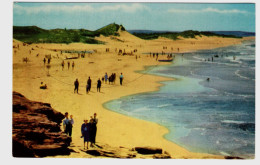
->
104 40 255 158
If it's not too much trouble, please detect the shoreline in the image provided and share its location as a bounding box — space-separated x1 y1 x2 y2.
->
100 37 255 158
12 35 254 158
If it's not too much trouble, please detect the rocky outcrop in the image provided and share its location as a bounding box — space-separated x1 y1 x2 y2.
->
135 146 163 155
83 144 171 159
12 91 71 157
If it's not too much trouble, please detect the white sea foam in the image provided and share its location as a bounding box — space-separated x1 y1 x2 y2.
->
157 104 171 108
220 151 230 156
221 120 247 124
235 69 250 80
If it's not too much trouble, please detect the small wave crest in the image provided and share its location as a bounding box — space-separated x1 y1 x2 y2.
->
157 104 172 108
234 70 250 80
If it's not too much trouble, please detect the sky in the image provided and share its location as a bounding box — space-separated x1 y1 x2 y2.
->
13 2 255 32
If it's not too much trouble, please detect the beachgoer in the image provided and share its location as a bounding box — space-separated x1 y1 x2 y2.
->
43 58 46 65
74 79 79 94
104 73 108 83
69 115 74 137
61 61 65 70
72 61 75 70
87 77 92 91
81 120 90 149
40 82 47 89
92 113 98 145
63 112 72 137
89 119 95 147
120 73 123 85
97 78 101 92
68 61 70 69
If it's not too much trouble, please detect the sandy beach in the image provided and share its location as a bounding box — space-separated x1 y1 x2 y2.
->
12 30 254 158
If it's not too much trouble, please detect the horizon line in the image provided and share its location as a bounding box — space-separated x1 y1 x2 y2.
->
12 24 256 33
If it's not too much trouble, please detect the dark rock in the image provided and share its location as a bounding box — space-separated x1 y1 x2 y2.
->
135 147 163 155
85 144 137 158
12 91 71 157
224 156 243 159
153 153 171 159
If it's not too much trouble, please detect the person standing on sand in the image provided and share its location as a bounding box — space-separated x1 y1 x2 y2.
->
92 113 98 145
43 58 46 65
69 115 74 137
61 60 65 70
89 119 95 147
87 77 92 91
72 61 75 70
74 79 79 94
81 120 90 149
97 78 101 92
63 112 72 137
105 73 108 83
68 61 70 70
120 73 123 85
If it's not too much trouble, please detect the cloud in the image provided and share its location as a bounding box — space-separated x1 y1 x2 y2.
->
168 7 248 14
13 3 150 15
99 4 150 13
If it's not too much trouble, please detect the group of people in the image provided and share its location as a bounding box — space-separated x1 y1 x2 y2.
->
63 112 98 150
73 76 102 94
103 72 117 85
43 57 51 65
81 113 98 149
62 61 75 70
102 72 124 85
63 112 74 137
73 73 124 94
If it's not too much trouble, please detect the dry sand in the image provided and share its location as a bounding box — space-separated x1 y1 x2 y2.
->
12 31 254 158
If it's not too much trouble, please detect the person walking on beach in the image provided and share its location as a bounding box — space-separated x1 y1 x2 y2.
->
81 120 90 149
68 61 70 70
97 78 101 92
120 73 123 85
43 58 46 65
63 112 72 137
61 60 65 70
104 73 108 83
87 77 92 91
74 79 79 94
72 61 75 70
